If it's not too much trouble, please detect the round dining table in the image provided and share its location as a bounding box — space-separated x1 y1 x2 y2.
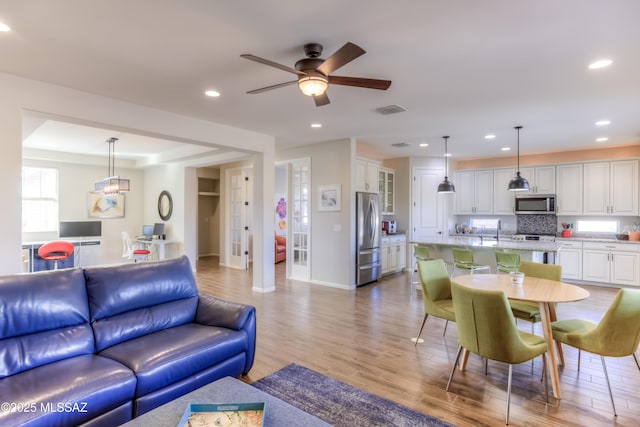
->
452 273 590 399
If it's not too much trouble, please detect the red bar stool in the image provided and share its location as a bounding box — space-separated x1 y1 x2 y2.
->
37 241 74 270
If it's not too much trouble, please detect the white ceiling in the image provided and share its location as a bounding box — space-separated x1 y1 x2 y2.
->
3 0 639 165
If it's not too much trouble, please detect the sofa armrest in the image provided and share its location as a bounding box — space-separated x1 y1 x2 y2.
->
195 292 255 331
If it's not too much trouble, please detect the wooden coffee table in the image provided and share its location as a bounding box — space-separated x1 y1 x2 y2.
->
121 376 330 426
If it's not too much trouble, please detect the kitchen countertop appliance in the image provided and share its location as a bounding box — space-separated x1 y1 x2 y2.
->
382 220 397 234
356 192 381 286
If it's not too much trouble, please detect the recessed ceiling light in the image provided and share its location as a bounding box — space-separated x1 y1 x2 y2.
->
595 120 611 126
419 143 429 148
588 59 612 69
596 137 609 142
501 147 511 151
310 123 322 128
484 134 496 140
204 90 220 97
444 153 452 157
0 22 10 32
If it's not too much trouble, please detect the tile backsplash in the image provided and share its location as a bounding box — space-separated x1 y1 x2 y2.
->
516 214 557 235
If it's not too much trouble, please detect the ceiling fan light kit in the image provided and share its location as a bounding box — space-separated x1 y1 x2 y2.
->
508 125 530 191
241 42 391 106
298 75 328 96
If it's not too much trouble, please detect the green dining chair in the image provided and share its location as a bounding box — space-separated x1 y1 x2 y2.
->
494 250 520 274
410 244 432 288
447 281 549 425
451 248 490 277
412 259 455 345
551 288 640 416
509 261 562 332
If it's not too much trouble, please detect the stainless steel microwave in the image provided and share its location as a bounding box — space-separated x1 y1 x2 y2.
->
515 194 556 214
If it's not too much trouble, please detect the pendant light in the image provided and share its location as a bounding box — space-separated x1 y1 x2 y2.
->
508 126 529 191
437 136 456 193
94 137 131 194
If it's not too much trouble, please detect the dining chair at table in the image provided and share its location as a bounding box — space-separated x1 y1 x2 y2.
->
447 281 549 425
412 259 455 345
551 288 640 416
510 261 562 330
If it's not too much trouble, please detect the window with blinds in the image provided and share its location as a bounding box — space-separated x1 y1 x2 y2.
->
22 166 59 232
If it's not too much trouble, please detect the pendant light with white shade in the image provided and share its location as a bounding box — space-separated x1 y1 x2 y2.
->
437 136 455 193
508 126 530 191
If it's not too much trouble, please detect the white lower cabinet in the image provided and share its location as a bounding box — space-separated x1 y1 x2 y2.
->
557 240 582 281
582 242 640 287
381 234 406 275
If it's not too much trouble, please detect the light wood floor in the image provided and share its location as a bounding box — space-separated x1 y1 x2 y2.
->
194 257 640 427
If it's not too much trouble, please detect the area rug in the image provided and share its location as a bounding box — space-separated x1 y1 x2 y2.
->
251 364 454 427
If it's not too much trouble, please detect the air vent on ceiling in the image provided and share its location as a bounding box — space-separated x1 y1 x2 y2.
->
375 104 407 115
391 142 410 148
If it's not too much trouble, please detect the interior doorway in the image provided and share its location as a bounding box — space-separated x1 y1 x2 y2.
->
288 158 311 282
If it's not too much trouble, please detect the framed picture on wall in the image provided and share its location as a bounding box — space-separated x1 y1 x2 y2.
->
318 184 341 212
88 193 125 218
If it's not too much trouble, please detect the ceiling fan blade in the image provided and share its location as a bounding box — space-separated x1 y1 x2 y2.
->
328 75 392 90
246 81 297 94
316 42 365 76
314 92 330 107
240 54 306 75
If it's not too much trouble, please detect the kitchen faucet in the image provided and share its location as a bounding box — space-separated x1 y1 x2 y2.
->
496 220 501 242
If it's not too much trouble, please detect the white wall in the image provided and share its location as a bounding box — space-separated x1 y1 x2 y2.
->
277 138 354 288
1 71 275 282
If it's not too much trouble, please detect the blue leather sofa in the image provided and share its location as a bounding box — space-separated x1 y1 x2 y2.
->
0 256 256 427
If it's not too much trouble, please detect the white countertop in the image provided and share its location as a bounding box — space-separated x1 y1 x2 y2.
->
412 236 563 252
556 236 640 245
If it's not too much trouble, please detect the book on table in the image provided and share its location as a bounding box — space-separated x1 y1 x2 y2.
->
177 402 265 427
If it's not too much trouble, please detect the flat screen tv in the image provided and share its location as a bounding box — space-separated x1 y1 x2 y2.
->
59 221 102 238
153 223 165 236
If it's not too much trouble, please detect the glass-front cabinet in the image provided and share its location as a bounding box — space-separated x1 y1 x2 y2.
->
378 167 395 215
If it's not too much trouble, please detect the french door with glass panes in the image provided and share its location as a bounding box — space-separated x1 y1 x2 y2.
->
227 167 253 269
289 159 310 281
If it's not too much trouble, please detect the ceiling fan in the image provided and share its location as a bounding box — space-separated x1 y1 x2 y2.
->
241 42 392 107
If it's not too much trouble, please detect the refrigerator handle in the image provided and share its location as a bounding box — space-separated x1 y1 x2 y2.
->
369 197 379 245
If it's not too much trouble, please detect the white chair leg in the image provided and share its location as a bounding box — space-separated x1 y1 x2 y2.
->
600 356 617 416
413 314 428 346
506 364 513 425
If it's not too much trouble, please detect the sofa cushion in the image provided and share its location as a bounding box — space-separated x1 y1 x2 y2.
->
0 354 136 427
0 268 93 378
98 323 248 396
84 256 199 351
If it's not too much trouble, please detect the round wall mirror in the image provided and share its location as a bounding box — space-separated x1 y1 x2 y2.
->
158 190 173 221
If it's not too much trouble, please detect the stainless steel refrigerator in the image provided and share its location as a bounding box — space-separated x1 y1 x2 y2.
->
356 192 381 286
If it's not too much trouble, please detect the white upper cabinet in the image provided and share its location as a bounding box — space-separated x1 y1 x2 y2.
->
355 158 380 192
583 160 638 216
379 167 395 215
454 170 493 215
556 164 583 215
493 168 516 214
519 166 555 194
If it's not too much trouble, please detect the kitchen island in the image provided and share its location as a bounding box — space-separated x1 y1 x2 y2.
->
411 235 563 273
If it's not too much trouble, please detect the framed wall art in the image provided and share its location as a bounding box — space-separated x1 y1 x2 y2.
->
318 184 341 212
88 193 125 218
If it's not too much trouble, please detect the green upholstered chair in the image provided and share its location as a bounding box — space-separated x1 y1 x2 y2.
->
451 248 490 277
551 288 640 416
509 261 562 331
412 259 455 345
495 250 521 274
447 281 549 425
410 244 432 288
